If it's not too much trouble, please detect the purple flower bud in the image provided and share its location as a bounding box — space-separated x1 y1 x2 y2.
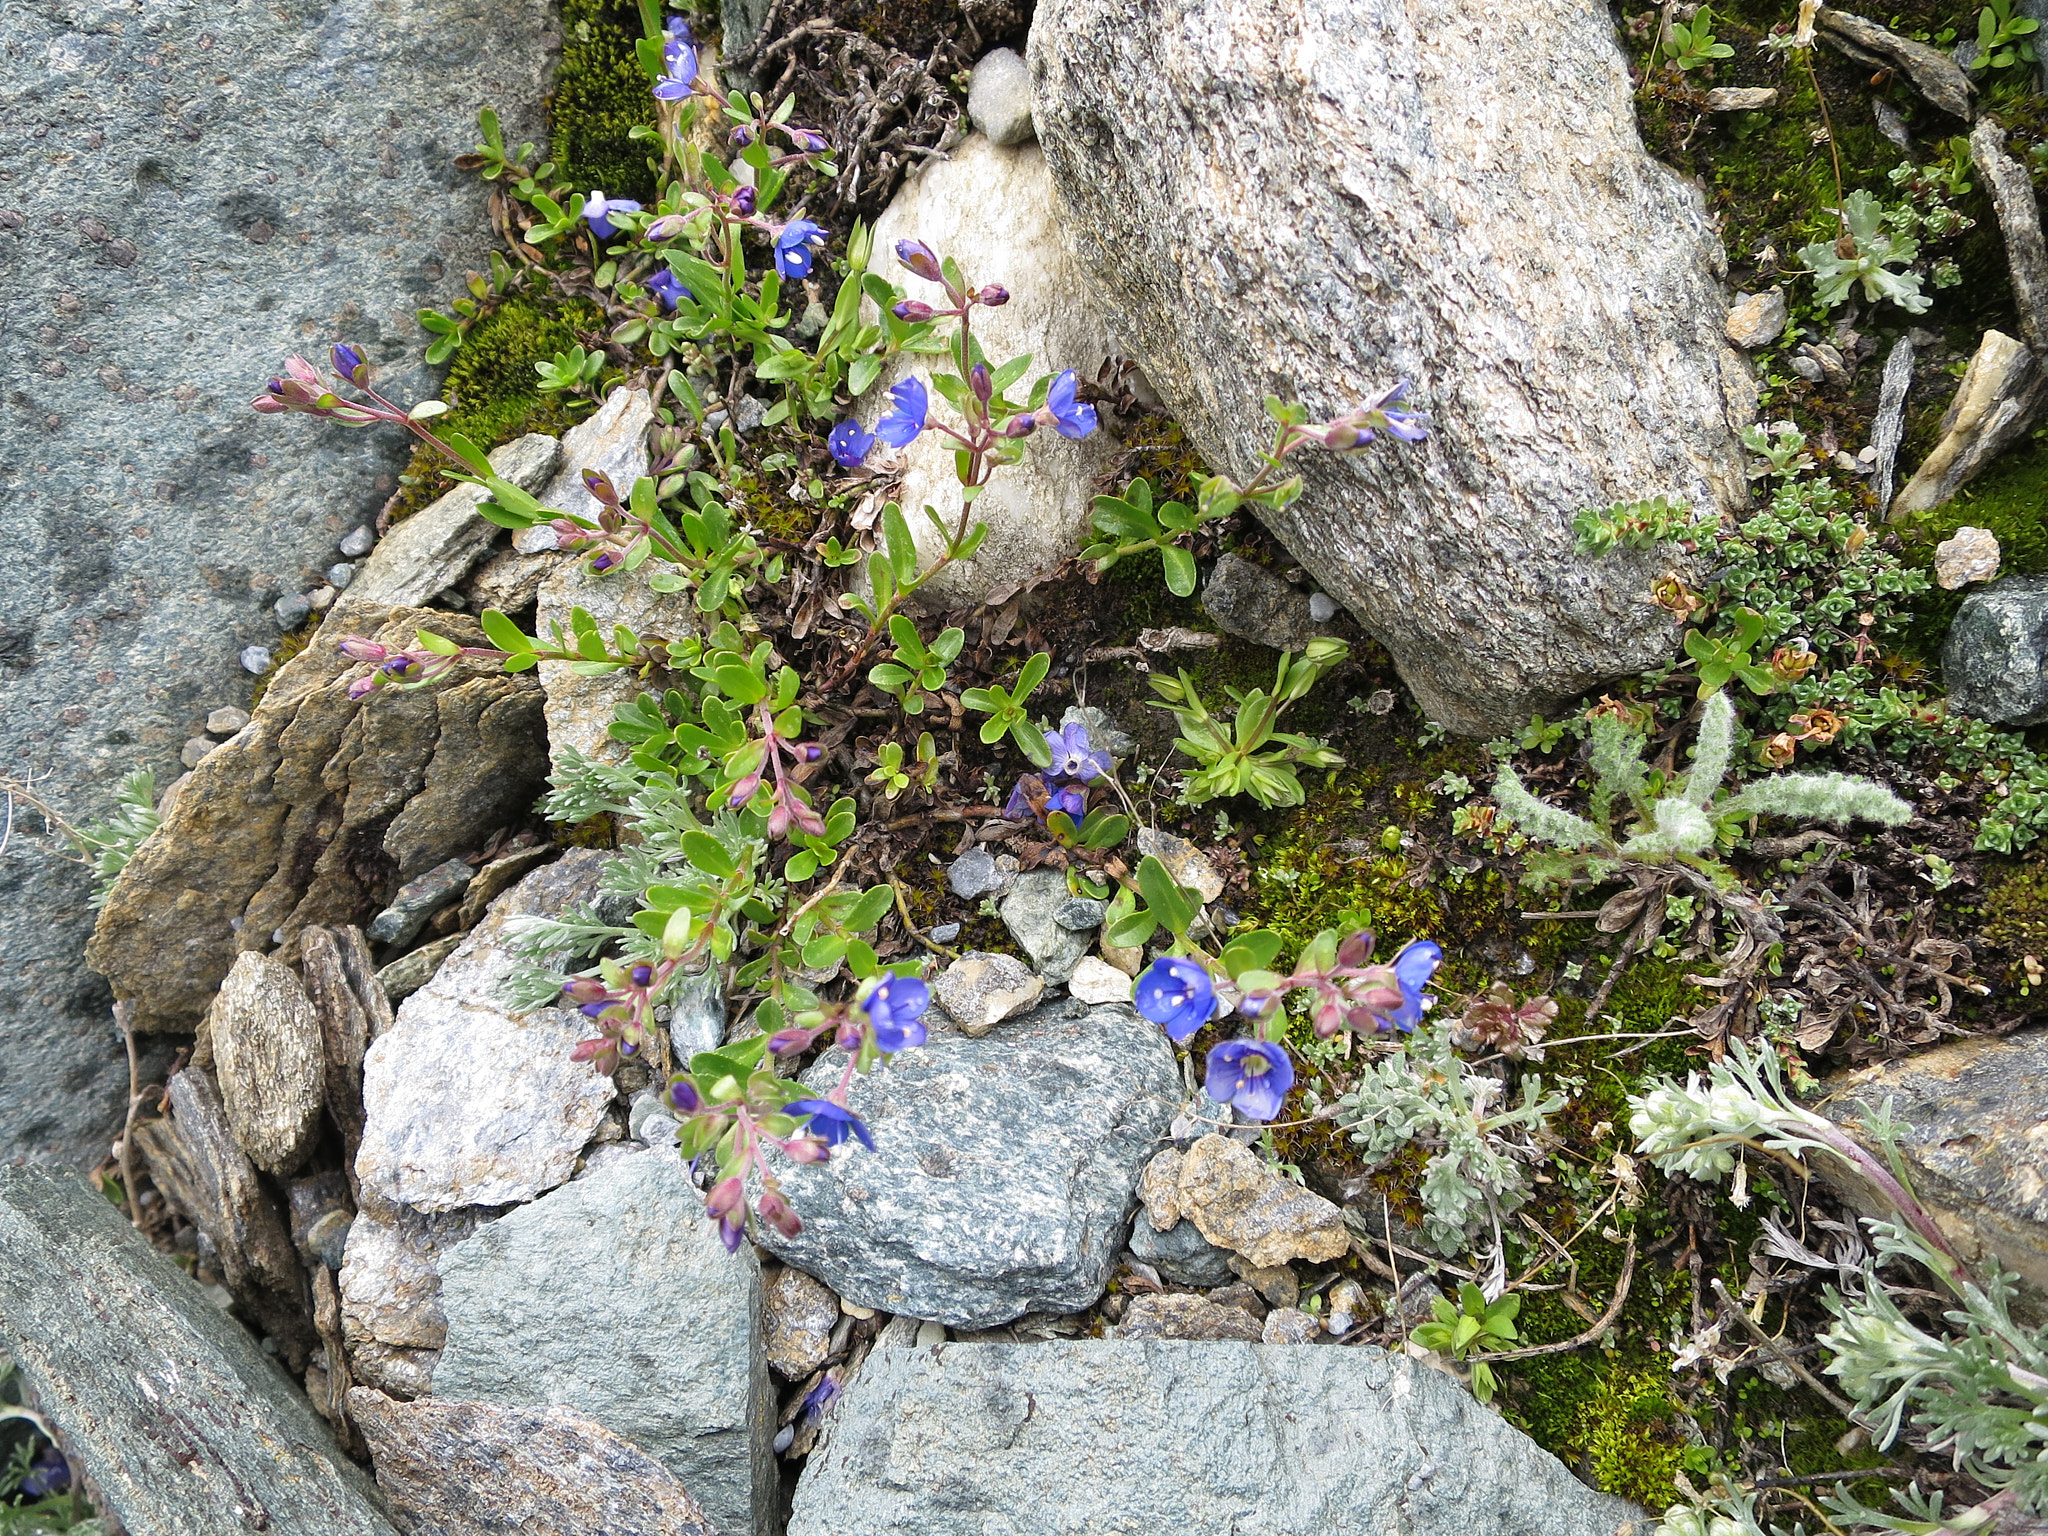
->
969 363 992 403
666 1077 702 1114
346 675 378 701
730 185 757 216
977 284 1009 306
629 963 653 987
895 239 943 283
583 469 620 506
757 1189 802 1237
1001 413 1038 438
330 343 366 383
891 299 935 322
730 124 755 147
766 1028 813 1055
706 1176 745 1218
785 126 829 153
563 977 611 1004
645 213 690 242
799 742 824 762
337 636 390 662
579 1000 613 1019
381 656 417 677
591 551 620 573
784 1136 829 1163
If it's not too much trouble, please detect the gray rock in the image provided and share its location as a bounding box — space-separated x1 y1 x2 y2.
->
1144 1137 1350 1268
1896 329 2046 518
1818 10 1976 119
763 1264 840 1380
240 645 273 675
1725 288 1789 350
1053 896 1106 931
353 434 560 607
433 1150 775 1536
1818 1028 2048 1308
340 526 377 560
756 998 1180 1327
968 47 1035 146
730 393 770 434
365 856 476 948
1059 703 1133 760
787 1341 1641 1536
521 386 655 553
355 852 617 1213
307 584 339 613
206 706 251 736
999 868 1091 982
340 1204 496 1389
947 846 1006 900
1127 1206 1233 1286
209 950 326 1177
666 962 727 1058
1261 1306 1320 1343
1030 0 1748 734
1701 85 1778 112
180 735 213 768
374 933 463 1005
1945 575 2048 725
275 591 313 630
629 1087 683 1148
929 922 961 943
933 950 1044 1036
1308 591 1340 623
1935 526 2002 590
328 562 357 589
1134 826 1226 903
349 1391 717 1536
1065 955 1132 1006
1871 334 1917 515
0 1163 396 1535
1201 552 1326 651
862 137 1123 608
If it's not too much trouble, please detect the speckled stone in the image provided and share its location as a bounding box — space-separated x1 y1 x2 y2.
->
756 998 1180 1327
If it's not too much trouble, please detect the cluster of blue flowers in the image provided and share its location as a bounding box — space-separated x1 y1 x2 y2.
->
1131 935 1442 1123
1002 721 1113 823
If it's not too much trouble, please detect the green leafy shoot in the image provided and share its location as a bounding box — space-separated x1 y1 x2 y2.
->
1148 640 1348 807
1409 1282 1522 1403
961 652 1054 767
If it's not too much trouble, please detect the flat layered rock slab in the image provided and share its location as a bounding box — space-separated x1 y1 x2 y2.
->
757 999 1180 1328
788 1341 1641 1536
355 851 614 1213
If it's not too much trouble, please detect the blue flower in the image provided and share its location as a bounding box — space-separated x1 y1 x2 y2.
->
787 1098 876 1150
774 218 827 280
1383 938 1443 1031
861 972 930 1053
803 1373 841 1423
582 191 642 240
645 267 690 312
1003 776 1084 825
19 1446 68 1500
656 21 698 100
875 377 928 448
1134 957 1216 1044
1204 1039 1294 1122
1043 721 1112 781
330 343 365 384
828 419 876 468
1042 369 1097 440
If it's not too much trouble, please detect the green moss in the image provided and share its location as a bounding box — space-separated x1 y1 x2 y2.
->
1982 857 2048 953
388 296 598 520
554 0 662 200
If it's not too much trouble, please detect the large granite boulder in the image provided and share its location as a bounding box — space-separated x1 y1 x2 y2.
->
432 1150 777 1536
86 597 550 1034
1029 0 1750 733
0 0 558 1164
786 1339 1642 1536
757 998 1181 1327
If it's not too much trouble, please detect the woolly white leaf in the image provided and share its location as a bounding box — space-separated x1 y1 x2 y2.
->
1492 767 1608 852
1681 691 1736 807
1717 772 1911 827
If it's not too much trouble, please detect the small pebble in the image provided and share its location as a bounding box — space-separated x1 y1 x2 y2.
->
773 1424 796 1455
915 1321 946 1348
730 394 769 435
967 46 1035 146
338 524 375 558
929 922 961 943
205 706 251 735
306 585 337 612
1052 896 1106 931
327 561 356 589
273 592 312 630
1307 592 1338 623
179 736 213 769
239 645 273 675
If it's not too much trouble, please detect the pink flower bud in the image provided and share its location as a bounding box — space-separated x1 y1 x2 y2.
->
706 1176 745 1218
891 299 935 322
977 284 1009 306
784 1137 829 1164
895 239 942 283
337 636 390 662
757 1190 802 1237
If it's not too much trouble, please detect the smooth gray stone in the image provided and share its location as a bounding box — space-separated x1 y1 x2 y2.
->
365 856 475 948
1030 0 1749 734
1126 1206 1233 1287
999 867 1091 982
1201 552 1325 652
350 433 561 607
968 47 1035 145
947 846 1005 900
0 1163 395 1536
787 1341 1642 1536
1945 575 2048 726
757 998 1179 1328
0 0 558 1166
433 1151 775 1536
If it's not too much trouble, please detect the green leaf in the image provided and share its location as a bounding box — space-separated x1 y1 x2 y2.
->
1160 545 1198 597
1219 930 1285 978
681 830 737 878
715 664 768 705
848 353 883 397
883 501 919 586
479 609 535 654
415 629 461 657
